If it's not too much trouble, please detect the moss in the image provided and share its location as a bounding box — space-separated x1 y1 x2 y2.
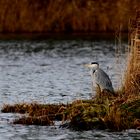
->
69 115 106 130
120 99 140 119
68 103 107 130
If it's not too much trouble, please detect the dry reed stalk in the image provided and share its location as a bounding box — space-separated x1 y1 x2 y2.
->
125 10 140 95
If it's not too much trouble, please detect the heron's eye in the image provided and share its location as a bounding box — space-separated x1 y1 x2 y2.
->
92 70 95 73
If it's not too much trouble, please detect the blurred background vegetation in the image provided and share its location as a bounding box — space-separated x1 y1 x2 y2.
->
0 0 139 33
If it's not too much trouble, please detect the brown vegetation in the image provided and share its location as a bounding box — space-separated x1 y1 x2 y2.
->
125 10 140 95
2 103 67 124
0 0 139 33
1 93 140 131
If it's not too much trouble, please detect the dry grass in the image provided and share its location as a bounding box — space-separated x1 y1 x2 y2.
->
124 10 140 95
125 61 140 94
1 102 68 125
0 0 139 33
103 11 140 131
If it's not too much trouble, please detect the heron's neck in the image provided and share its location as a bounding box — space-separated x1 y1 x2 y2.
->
92 67 98 73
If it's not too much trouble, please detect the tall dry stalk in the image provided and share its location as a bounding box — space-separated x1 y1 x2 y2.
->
124 11 140 95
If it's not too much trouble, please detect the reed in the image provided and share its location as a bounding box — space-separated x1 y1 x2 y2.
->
104 11 140 131
124 10 140 95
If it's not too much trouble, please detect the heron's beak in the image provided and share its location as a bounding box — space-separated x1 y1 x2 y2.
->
84 64 93 68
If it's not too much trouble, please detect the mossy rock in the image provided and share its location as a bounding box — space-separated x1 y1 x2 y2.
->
64 101 107 130
69 115 106 130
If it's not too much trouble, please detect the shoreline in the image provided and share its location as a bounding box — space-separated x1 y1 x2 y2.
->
0 32 128 41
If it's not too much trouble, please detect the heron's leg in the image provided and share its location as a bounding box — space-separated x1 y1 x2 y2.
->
91 82 94 95
95 84 102 98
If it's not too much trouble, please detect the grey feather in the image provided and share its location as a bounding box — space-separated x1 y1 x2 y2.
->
93 68 114 93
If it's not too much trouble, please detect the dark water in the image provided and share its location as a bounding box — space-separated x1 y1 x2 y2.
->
0 39 139 140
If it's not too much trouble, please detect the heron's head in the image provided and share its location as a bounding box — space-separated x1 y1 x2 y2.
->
84 62 99 70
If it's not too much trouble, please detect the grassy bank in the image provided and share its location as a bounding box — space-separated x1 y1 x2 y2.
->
0 0 139 33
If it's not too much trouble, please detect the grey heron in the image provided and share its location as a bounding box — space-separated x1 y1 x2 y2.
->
85 62 114 94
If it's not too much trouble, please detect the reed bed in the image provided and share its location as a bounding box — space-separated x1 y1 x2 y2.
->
125 10 140 95
0 0 139 33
